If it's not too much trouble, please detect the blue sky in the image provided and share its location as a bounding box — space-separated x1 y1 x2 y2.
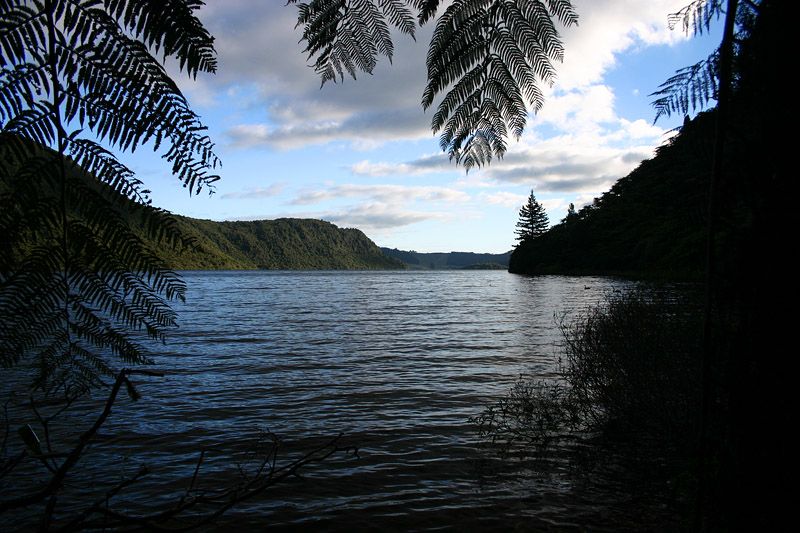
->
127 0 722 254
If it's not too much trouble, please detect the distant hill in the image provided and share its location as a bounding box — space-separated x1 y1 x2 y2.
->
381 248 510 270
157 217 405 270
1 139 405 271
509 111 715 280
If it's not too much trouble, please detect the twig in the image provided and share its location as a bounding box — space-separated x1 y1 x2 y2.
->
0 368 148 512
54 466 150 533
74 435 351 532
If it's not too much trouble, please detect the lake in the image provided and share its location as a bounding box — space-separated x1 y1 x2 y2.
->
5 271 650 530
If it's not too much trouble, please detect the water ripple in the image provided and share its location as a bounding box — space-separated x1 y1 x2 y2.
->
5 271 637 530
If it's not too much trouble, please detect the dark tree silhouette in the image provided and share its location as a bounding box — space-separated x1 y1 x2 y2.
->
562 202 576 222
515 190 549 243
507 1 788 527
652 1 789 529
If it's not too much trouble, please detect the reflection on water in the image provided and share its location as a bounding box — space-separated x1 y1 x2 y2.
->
5 271 648 529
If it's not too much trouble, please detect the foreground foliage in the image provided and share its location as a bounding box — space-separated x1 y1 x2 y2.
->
473 288 703 525
509 111 715 279
290 0 577 168
474 288 702 450
0 0 219 392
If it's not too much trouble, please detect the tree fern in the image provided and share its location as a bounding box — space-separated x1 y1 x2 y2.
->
423 0 576 169
651 0 761 122
652 50 720 122
290 0 419 85
0 0 218 394
668 0 725 36
290 0 575 169
289 1 575 168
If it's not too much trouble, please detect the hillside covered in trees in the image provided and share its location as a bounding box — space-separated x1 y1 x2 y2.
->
158 217 404 270
509 111 715 279
381 248 510 270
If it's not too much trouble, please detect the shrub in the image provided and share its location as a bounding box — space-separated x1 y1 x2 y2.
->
474 287 703 452
561 288 702 442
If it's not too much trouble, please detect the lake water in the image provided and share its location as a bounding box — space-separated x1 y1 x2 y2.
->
6 270 656 530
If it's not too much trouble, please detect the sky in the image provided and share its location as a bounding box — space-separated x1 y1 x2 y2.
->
127 0 722 254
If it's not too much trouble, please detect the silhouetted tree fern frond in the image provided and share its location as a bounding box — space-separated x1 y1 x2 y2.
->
0 0 217 394
652 50 719 122
0 141 189 393
290 0 418 85
668 0 725 35
407 0 442 24
0 0 219 195
423 0 577 169
289 1 575 169
652 0 760 122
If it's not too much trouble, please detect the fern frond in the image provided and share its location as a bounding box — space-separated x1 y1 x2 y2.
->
292 0 417 85
408 0 442 24
1 1 220 195
379 0 416 36
651 50 719 122
104 0 218 77
424 0 576 169
1 0 217 392
668 0 725 35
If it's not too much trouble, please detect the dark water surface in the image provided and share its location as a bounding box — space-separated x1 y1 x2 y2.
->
7 271 647 530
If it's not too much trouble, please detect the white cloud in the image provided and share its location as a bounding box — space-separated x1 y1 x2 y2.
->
482 192 529 208
221 183 285 199
321 203 448 232
341 118 668 203
227 109 431 150
556 0 690 90
183 1 436 150
618 118 669 140
188 1 690 152
290 184 470 206
225 202 451 235
535 84 618 133
541 197 568 213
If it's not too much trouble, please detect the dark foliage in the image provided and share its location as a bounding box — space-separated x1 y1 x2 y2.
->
380 247 511 269
694 1 792 528
0 0 219 393
509 111 716 279
0 144 191 392
514 189 548 243
560 289 702 439
289 1 578 169
650 0 762 123
474 288 703 451
422 0 577 168
473 288 704 527
507 1 792 527
289 0 419 84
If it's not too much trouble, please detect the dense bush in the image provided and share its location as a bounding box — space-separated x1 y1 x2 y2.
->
562 288 702 440
474 287 703 451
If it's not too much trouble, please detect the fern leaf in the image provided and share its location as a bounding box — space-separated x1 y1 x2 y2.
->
651 50 719 122
424 0 576 169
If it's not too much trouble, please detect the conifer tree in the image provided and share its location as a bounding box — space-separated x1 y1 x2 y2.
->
515 190 549 243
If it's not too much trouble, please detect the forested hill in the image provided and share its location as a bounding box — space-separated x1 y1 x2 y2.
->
509 110 716 280
156 217 405 270
381 248 510 270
